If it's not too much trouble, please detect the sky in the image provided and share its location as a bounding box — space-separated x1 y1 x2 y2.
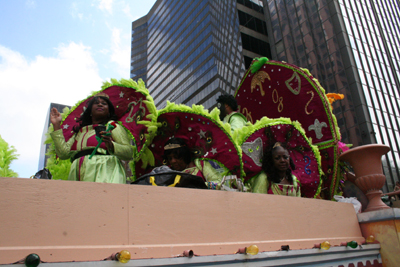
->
0 0 156 178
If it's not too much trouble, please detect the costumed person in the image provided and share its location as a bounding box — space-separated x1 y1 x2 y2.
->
50 94 133 183
216 94 247 132
246 142 301 197
163 137 223 185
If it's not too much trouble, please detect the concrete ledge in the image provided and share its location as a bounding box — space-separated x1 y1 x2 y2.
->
0 244 382 267
358 208 400 223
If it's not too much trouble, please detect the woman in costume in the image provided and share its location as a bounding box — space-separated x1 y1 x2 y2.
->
50 94 133 183
163 137 222 185
247 142 301 197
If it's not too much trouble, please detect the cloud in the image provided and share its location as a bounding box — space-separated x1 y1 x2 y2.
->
70 2 91 22
0 43 103 178
109 27 131 77
121 2 135 20
98 0 114 15
25 0 36 8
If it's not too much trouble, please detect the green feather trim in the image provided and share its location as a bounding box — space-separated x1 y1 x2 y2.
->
45 78 159 180
233 116 292 145
103 78 159 159
235 116 323 198
250 57 270 73
157 101 245 178
138 146 155 169
46 156 71 180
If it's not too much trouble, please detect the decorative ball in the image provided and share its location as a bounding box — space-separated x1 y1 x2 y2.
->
320 241 331 250
117 250 131 263
24 253 40 267
246 245 259 255
347 241 358 249
366 235 375 243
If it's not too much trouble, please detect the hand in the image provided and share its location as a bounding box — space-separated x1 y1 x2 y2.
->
101 131 114 152
50 107 62 130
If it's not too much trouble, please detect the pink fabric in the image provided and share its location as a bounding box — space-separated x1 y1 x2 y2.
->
61 85 153 157
70 125 108 151
242 123 321 198
235 60 343 199
135 111 242 178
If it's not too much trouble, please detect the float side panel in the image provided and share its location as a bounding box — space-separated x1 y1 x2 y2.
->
0 177 364 263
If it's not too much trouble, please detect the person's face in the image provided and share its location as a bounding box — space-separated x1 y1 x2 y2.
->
91 98 110 121
167 153 187 171
218 102 227 120
272 146 290 172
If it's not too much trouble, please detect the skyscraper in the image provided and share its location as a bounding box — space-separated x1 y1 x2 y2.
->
130 0 270 109
237 0 271 68
262 0 400 191
130 16 148 83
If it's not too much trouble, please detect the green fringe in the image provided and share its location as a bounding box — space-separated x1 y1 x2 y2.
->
138 146 155 169
300 67 341 141
157 101 245 178
235 116 323 198
45 78 159 180
250 57 270 73
97 78 158 172
233 116 291 144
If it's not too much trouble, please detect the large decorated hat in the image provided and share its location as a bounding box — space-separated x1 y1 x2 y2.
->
134 102 244 179
235 117 323 198
59 78 157 159
235 58 344 199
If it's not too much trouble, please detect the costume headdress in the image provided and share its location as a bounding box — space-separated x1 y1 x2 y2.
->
135 101 244 179
235 57 344 199
236 117 323 198
45 78 158 180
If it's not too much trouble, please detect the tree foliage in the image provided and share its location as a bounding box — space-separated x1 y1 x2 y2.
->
0 135 19 177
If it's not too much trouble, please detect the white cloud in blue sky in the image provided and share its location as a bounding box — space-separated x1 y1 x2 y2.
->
0 0 156 178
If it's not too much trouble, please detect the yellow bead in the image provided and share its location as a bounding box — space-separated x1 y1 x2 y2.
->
246 245 259 255
366 235 375 243
320 241 331 250
117 250 131 263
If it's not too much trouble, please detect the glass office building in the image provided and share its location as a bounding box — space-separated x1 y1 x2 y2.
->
237 0 271 68
263 0 400 191
131 0 246 109
130 0 271 109
130 16 148 82
38 103 70 171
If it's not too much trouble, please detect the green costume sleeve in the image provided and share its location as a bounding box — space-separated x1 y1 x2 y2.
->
194 159 223 184
293 175 301 197
109 123 134 161
50 129 76 160
246 172 269 194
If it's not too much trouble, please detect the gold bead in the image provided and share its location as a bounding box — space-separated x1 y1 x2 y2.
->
320 241 331 250
117 250 131 263
366 235 375 243
246 245 259 255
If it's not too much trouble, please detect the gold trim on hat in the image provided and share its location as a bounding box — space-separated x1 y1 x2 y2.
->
164 143 182 150
273 142 282 149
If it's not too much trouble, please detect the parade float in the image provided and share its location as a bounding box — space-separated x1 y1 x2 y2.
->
1 60 398 266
